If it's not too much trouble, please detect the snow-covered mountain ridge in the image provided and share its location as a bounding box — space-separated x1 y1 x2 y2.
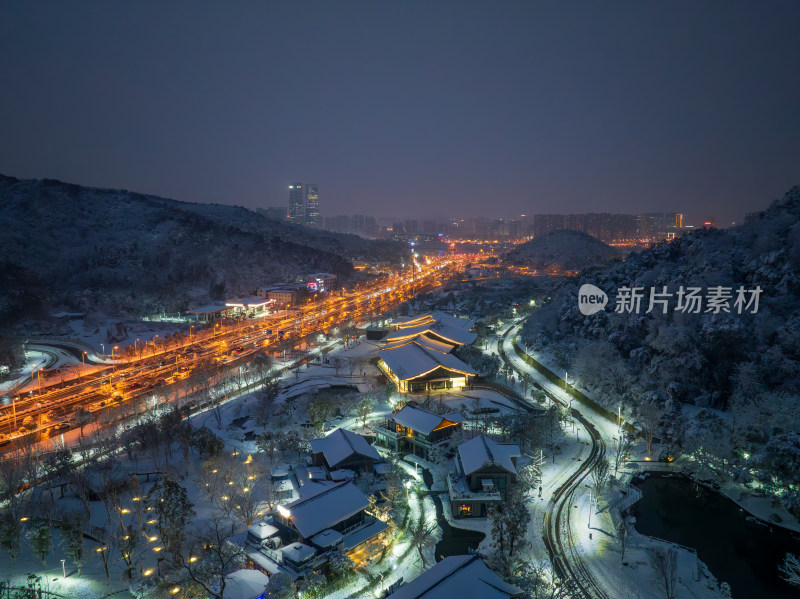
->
0 174 404 323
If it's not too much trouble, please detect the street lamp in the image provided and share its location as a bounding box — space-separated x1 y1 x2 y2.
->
405 480 412 501
81 351 87 380
618 405 622 434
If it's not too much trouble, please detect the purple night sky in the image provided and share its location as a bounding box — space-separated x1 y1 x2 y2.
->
1 1 798 226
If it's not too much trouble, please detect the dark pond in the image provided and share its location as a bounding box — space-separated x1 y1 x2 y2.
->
419 467 485 562
631 472 800 599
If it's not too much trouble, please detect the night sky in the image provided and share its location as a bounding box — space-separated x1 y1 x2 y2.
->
2 1 799 226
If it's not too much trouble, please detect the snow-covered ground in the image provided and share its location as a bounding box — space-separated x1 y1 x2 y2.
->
2 334 532 599
497 319 728 599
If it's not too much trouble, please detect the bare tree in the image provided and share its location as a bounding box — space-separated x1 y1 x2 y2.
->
509 559 576 599
253 379 279 428
648 545 678 599
406 512 438 567
618 519 629 565
174 518 246 598
590 458 611 496
73 407 94 441
637 400 665 455
613 433 634 477
0 456 27 563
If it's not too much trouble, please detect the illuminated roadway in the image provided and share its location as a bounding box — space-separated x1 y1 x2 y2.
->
0 255 472 447
497 323 609 599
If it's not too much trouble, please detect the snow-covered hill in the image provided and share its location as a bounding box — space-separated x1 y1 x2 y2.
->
504 229 622 271
0 174 404 323
520 185 800 515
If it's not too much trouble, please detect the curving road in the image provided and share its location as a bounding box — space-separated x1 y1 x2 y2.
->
498 323 609 599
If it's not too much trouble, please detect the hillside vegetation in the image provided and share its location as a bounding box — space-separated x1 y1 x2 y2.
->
504 229 622 271
521 186 800 512
0 175 404 323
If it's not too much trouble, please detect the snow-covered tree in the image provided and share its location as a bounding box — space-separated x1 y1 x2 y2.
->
25 521 51 566
265 572 296 599
146 480 195 555
489 490 531 576
62 516 87 576
356 394 377 429
780 553 800 588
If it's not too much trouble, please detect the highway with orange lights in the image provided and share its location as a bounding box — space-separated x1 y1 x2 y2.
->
0 256 470 447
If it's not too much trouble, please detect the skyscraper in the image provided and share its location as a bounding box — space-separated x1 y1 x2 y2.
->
288 183 305 223
287 183 320 227
305 184 320 227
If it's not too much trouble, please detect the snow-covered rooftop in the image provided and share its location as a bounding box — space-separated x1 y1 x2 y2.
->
281 542 316 563
225 296 273 308
458 435 520 476
342 518 389 550
284 481 369 538
187 303 229 314
388 554 523 599
247 520 279 541
391 405 463 436
311 528 343 548
394 311 474 331
223 569 270 599
384 334 456 354
380 342 476 381
387 311 477 346
386 322 477 346
330 469 356 481
309 428 381 468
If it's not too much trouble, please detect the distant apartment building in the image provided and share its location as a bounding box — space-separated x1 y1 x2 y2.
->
323 214 379 236
533 211 681 243
287 183 320 227
533 214 565 238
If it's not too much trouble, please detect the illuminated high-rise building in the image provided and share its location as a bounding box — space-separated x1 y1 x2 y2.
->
288 183 305 223
287 183 320 227
305 184 320 227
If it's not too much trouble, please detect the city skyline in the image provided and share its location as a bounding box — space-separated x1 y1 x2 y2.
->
2 2 798 226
